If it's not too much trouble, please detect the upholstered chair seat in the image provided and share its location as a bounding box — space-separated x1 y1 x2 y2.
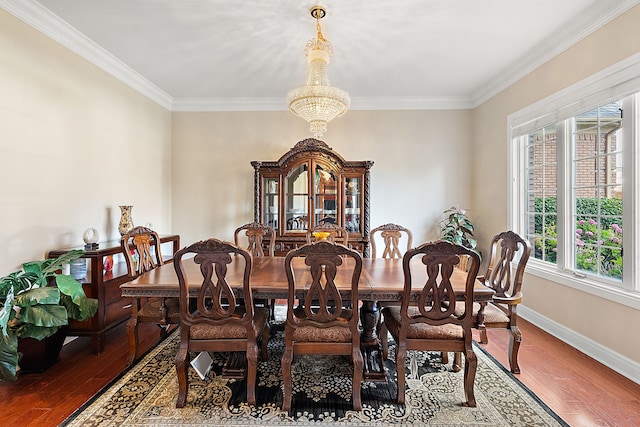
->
137 298 181 323
190 307 270 340
383 306 464 340
453 302 511 324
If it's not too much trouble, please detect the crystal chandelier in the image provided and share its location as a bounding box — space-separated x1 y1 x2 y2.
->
287 5 350 138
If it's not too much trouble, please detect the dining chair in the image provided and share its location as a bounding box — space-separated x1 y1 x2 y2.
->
234 222 277 318
370 223 413 347
306 222 349 246
380 240 481 407
281 240 364 413
370 223 413 259
452 230 531 373
173 238 270 407
233 221 275 258
121 226 179 366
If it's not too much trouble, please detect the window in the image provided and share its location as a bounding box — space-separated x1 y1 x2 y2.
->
523 103 623 280
525 126 558 264
572 104 623 280
509 55 640 308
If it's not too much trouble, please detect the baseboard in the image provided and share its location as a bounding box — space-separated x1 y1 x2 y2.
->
519 305 640 385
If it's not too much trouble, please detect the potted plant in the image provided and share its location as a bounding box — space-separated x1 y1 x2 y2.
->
0 249 98 381
440 206 481 259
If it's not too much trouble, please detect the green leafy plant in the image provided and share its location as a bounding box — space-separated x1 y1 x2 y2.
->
0 250 98 381
440 206 481 259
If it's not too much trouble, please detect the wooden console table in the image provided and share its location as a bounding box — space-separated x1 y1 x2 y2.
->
48 234 180 353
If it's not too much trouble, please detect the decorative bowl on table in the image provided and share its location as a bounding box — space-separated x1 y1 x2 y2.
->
312 231 331 241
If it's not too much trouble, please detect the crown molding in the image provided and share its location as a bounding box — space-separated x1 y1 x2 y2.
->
350 96 473 110
172 97 286 112
471 0 640 107
0 0 173 110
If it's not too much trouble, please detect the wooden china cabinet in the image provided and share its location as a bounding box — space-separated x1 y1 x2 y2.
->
251 138 373 256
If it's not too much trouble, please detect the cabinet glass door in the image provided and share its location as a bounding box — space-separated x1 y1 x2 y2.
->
314 164 338 226
344 177 361 233
263 177 278 230
285 163 309 231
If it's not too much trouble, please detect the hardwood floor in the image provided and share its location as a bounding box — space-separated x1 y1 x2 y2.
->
0 316 638 426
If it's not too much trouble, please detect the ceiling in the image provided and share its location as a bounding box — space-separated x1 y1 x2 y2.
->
4 0 638 110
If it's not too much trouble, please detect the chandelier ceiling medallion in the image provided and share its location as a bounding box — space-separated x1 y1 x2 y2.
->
287 5 350 138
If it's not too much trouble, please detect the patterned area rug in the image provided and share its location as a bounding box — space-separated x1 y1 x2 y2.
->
61 326 567 426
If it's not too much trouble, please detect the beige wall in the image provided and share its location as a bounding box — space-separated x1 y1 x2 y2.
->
471 5 640 365
171 109 473 249
0 10 172 273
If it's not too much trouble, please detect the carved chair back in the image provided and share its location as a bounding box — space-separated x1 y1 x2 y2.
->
174 239 256 331
483 230 531 298
400 241 480 329
285 241 362 327
121 226 163 277
306 222 349 246
370 223 413 258
233 222 275 257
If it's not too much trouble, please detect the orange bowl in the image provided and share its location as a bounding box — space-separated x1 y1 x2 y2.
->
312 231 331 241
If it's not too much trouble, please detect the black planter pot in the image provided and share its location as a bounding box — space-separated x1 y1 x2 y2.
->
17 326 68 373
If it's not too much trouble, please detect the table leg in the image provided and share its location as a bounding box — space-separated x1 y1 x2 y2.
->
359 300 387 382
222 352 246 379
90 333 105 354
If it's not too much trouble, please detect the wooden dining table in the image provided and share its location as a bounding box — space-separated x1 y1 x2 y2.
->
121 256 494 381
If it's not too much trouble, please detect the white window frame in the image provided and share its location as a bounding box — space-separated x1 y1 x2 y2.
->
508 53 640 310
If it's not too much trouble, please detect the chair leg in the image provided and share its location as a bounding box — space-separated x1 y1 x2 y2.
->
395 344 407 404
260 324 270 361
352 347 364 411
452 352 462 372
281 342 294 412
463 348 477 407
246 347 258 405
479 326 488 344
125 315 139 367
175 347 189 408
508 325 522 374
158 298 168 337
441 351 449 364
158 323 171 340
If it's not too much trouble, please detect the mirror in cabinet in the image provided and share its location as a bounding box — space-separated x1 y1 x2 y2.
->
344 176 361 234
263 177 279 230
285 163 309 231
314 164 338 227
